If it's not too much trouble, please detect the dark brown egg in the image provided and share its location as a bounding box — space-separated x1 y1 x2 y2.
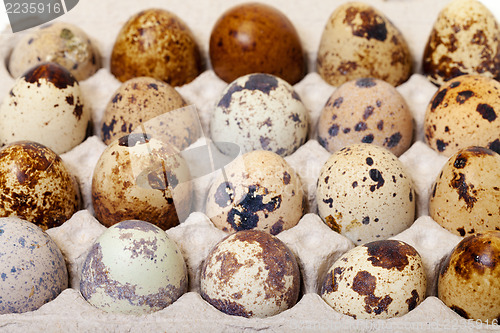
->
110 9 202 86
0 141 81 230
209 3 306 85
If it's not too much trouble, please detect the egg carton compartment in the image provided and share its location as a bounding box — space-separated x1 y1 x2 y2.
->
0 0 499 331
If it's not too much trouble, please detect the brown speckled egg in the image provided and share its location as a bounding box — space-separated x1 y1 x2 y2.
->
321 240 426 319
91 133 192 230
317 78 413 157
317 2 412 87
438 230 500 322
423 0 500 86
210 73 309 157
101 77 198 149
209 3 305 85
316 144 416 245
430 147 500 237
424 75 500 157
110 9 202 86
200 230 300 318
0 141 80 230
205 150 305 235
0 62 91 155
9 22 102 81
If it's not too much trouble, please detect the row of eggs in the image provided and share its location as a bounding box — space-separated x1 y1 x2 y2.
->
5 0 500 87
1 217 499 323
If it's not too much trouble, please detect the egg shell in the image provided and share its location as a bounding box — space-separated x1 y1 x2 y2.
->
91 133 192 230
205 150 305 235
438 230 500 322
316 143 416 245
101 77 199 149
316 2 412 87
110 8 202 86
429 146 500 237
317 77 414 157
8 22 102 81
424 75 500 157
200 230 300 318
321 239 427 319
0 141 80 230
0 217 68 314
80 220 187 315
209 3 306 85
210 73 309 157
422 0 500 86
0 62 91 155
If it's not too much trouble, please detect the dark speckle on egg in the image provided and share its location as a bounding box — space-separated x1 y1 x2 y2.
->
365 240 417 271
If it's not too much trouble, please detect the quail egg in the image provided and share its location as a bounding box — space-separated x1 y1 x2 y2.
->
210 73 308 157
200 230 300 318
317 78 414 157
317 2 412 87
0 62 91 155
321 239 426 319
205 150 305 235
430 146 500 237
438 230 500 322
91 133 192 230
9 22 102 81
80 220 187 315
0 141 80 230
110 8 202 86
316 143 416 245
424 75 500 157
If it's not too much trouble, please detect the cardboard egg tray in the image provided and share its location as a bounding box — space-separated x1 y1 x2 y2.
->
0 0 499 331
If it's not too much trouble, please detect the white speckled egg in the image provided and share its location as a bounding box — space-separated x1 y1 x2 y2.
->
200 230 300 318
317 78 414 157
423 0 500 86
205 150 305 235
0 141 81 230
8 22 101 81
430 146 500 237
424 75 500 157
438 230 500 322
101 77 199 149
91 133 192 230
0 62 91 155
80 220 187 314
210 73 308 157
317 2 412 87
0 217 68 314
321 239 426 319
316 143 415 245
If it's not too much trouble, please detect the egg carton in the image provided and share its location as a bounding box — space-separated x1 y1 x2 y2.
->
0 0 499 332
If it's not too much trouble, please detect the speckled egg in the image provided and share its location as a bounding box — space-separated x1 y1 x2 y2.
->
210 73 308 157
438 230 500 322
0 141 80 230
9 22 101 81
91 133 192 230
110 8 202 86
80 220 187 314
317 2 412 87
0 62 91 155
321 239 426 319
209 3 306 85
430 146 500 237
101 77 199 149
0 217 68 314
424 75 500 157
317 78 414 157
423 0 500 86
316 144 416 245
200 230 300 318
205 150 305 235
